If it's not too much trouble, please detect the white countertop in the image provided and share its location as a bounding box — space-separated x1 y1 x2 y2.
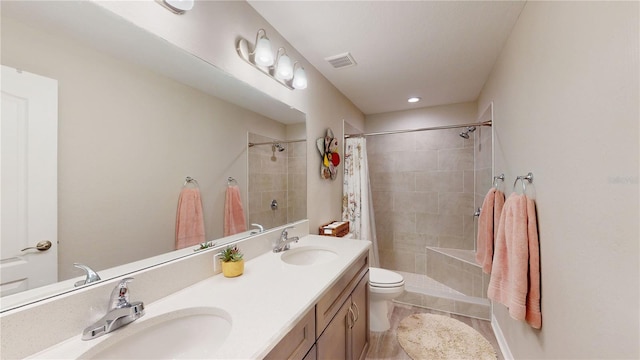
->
29 235 370 359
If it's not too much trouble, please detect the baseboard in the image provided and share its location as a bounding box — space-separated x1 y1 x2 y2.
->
491 312 514 360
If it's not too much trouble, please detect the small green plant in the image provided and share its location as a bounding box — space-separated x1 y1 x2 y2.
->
194 241 215 252
220 245 243 262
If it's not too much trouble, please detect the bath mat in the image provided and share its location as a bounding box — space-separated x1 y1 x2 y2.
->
397 313 496 360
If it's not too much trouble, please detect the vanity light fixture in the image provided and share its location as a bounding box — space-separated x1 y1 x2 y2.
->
236 29 308 90
253 29 274 66
274 48 294 81
292 62 308 90
407 97 421 103
158 0 194 14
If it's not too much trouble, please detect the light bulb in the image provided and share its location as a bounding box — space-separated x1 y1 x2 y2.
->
254 37 274 66
275 54 293 80
292 67 308 89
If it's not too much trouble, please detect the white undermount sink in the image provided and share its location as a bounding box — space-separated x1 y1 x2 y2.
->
280 246 338 266
79 307 232 359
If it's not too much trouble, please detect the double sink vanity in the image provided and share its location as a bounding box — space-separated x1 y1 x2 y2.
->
14 229 370 359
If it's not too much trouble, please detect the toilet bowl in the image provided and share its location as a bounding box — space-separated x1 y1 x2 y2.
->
369 267 404 332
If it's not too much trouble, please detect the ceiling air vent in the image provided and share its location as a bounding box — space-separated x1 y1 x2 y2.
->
325 52 357 69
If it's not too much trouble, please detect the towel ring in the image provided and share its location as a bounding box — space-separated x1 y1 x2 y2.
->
493 173 505 188
184 176 199 187
513 172 534 193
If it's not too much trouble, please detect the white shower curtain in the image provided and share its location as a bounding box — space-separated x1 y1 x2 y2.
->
342 137 380 267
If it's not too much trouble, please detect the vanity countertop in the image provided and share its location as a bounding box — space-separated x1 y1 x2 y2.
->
28 235 370 359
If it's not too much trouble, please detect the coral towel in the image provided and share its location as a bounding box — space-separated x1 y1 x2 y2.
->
224 185 246 236
488 193 542 329
175 188 206 250
476 188 506 274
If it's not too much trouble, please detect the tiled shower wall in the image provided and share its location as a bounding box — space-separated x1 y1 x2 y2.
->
368 129 475 275
247 133 306 230
475 126 493 214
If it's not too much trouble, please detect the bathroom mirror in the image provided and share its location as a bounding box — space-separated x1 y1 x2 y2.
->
0 1 306 312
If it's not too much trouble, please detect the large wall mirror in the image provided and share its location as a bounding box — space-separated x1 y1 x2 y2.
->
0 1 306 312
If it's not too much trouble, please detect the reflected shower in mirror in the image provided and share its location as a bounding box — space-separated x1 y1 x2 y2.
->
0 1 306 311
248 131 307 230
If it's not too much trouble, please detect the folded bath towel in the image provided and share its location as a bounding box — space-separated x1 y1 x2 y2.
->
487 193 541 329
175 188 206 250
476 188 505 274
224 185 246 236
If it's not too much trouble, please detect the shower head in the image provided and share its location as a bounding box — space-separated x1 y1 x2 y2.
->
459 126 477 139
272 143 286 152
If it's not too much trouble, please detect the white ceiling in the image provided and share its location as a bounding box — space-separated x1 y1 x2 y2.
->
249 1 526 115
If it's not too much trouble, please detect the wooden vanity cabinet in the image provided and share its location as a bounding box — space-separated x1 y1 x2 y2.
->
265 252 369 360
265 308 316 360
316 253 369 360
316 273 369 360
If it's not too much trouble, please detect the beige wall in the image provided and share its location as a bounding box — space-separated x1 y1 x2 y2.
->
478 2 639 358
2 16 287 280
95 1 365 232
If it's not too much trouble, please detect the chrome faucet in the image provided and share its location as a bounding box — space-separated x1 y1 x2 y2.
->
73 263 101 287
250 223 264 235
273 226 299 253
82 277 145 340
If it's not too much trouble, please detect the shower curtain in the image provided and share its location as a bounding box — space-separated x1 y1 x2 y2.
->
342 137 380 267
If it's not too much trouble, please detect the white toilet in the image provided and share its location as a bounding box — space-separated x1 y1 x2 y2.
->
368 267 405 332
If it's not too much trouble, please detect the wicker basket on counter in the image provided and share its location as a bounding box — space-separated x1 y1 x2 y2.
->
318 221 350 237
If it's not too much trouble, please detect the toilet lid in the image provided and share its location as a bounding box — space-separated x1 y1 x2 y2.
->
369 267 404 288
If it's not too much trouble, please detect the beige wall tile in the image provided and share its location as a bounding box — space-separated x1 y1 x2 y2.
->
415 171 464 192
437 148 474 171
370 171 415 192
393 191 438 214
395 150 438 172
438 192 474 216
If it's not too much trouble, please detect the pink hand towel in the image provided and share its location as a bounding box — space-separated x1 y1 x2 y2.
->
476 188 506 273
224 185 246 236
175 188 206 250
487 193 542 329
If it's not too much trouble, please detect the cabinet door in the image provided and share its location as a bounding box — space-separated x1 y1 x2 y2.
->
265 308 315 360
351 273 369 360
317 295 351 360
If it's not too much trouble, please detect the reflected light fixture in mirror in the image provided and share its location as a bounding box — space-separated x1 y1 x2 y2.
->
158 0 194 14
236 29 308 91
408 97 421 103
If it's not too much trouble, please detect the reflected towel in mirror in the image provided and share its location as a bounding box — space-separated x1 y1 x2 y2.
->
224 185 247 236
175 188 206 250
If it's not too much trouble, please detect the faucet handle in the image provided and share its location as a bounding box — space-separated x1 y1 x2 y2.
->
73 263 101 287
110 277 134 310
251 223 264 233
281 225 295 237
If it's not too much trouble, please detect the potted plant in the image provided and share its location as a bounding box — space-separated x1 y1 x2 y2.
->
220 245 244 277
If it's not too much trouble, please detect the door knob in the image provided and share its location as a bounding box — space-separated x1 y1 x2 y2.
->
20 240 52 252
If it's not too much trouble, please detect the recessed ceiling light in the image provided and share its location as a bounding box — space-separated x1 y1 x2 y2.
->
407 97 421 103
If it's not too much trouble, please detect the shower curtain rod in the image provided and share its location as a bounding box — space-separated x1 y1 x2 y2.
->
248 138 306 147
344 120 492 138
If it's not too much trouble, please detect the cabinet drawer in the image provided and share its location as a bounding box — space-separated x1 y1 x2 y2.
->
265 308 316 360
316 252 368 337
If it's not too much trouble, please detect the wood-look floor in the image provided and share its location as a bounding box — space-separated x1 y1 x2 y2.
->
366 303 504 360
